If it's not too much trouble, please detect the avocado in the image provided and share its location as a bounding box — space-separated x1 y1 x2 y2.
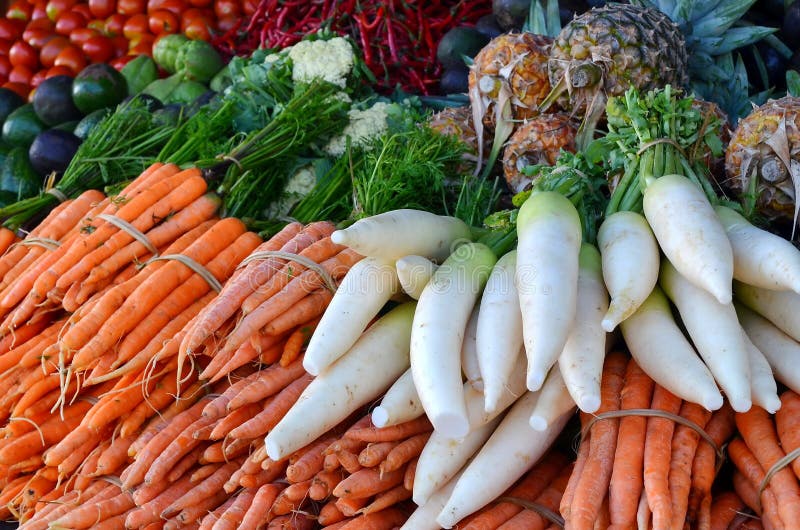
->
440 66 470 95
71 63 128 115
2 104 46 148
0 146 41 200
32 75 83 127
475 14 504 40
493 0 532 30
28 129 82 178
0 88 25 126
73 108 111 141
437 27 490 70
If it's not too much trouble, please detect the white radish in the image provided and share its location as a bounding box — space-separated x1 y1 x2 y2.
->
396 255 439 299
436 391 572 528
558 243 609 413
659 259 752 412
477 250 524 413
264 302 415 460
413 355 528 505
402 471 464 530
735 281 800 342
371 369 423 428
620 286 723 411
303 256 398 376
516 191 582 391
461 306 482 390
742 332 781 414
331 209 472 261
597 211 659 332
530 367 576 431
737 302 800 394
716 205 800 293
411 242 496 438
643 173 734 304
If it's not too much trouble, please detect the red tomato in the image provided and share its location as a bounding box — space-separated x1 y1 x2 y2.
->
0 40 12 57
148 9 178 34
0 19 25 41
242 0 257 17
128 37 152 55
187 0 211 8
110 53 136 70
6 1 33 21
111 35 128 57
45 0 77 22
53 44 86 74
182 16 210 40
25 29 57 48
8 65 34 85
122 13 150 39
72 4 93 20
30 69 47 88
69 27 99 46
54 11 87 35
86 18 106 33
45 64 73 77
117 0 145 15
104 13 127 37
215 15 237 32
39 35 70 67
9 41 38 69
31 0 49 21
2 81 30 99
81 34 114 63
148 0 186 16
0 56 12 80
88 0 115 19
213 0 238 19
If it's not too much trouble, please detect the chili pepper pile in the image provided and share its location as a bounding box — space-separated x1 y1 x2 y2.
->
212 0 491 94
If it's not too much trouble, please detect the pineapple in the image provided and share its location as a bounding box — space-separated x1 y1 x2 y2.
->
428 105 482 156
502 113 578 193
546 3 689 117
725 96 800 223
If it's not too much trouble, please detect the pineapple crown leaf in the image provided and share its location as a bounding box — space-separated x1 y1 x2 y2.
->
693 26 777 56
523 0 561 38
787 71 800 98
692 0 759 37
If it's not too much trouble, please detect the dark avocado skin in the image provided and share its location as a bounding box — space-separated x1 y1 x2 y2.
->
33 75 83 127
28 129 82 177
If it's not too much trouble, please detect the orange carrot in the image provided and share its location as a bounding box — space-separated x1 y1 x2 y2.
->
173 488 230 526
310 469 346 501
709 491 746 530
220 248 361 356
225 356 307 411
161 460 242 519
668 400 712 530
203 331 289 381
211 489 255 530
380 432 430 474
278 317 320 367
144 413 218 485
50 488 134 528
335 496 369 518
358 442 400 468
497 462 573 530
344 416 433 443
229 373 313 440
569 352 628 530
736 406 800 525
608 359 654 529
728 438 783 527
285 436 336 483
358 484 412 515
238 483 285 530
337 507 407 529
266 513 317 529
267 290 330 337
775 390 800 479
333 466 406 499
644 384 683 530
318 499 347 525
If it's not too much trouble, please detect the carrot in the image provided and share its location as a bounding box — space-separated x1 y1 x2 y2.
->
240 466 287 490
57 433 106 477
497 462 573 530
93 434 134 477
202 373 263 420
736 406 800 525
272 479 313 516
358 442 399 468
162 459 242 519
775 390 800 479
728 438 784 527
181 221 314 354
403 457 417 492
686 403 736 527
732 471 761 518
318 499 347 526
50 488 134 529
239 226 340 315
333 466 407 499
267 513 317 529
238 483 285 530
285 436 336 484
173 487 230 526
229 373 313 440
708 491 746 530
380 432 430 474
279 317 320 367
121 396 209 489
336 496 369 517
118 374 190 438
358 484 412 515
144 413 217 486
207 332 290 381
267 290 330 336
310 469 346 501
225 357 308 412
337 507 407 529
608 359 655 529
668 400 712 530
220 248 362 357
569 352 628 530
644 384 683 530
344 416 433 443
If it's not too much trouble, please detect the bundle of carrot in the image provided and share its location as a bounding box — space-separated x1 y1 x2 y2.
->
727 389 800 530
550 352 737 530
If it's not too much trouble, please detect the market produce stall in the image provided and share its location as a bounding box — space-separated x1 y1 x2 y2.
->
0 0 796 528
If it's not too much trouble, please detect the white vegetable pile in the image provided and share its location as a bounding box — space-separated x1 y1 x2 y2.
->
261 173 800 527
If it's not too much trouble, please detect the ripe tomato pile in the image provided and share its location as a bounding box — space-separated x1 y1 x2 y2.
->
0 0 242 99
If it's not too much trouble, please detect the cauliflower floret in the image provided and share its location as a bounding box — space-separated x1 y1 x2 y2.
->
288 37 355 88
324 102 393 157
263 166 318 219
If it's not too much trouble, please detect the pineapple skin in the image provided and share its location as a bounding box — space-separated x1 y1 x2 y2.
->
548 2 689 114
502 113 579 193
725 96 800 221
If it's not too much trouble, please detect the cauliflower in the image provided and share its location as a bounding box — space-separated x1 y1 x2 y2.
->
324 102 393 157
263 166 318 219
288 37 355 88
